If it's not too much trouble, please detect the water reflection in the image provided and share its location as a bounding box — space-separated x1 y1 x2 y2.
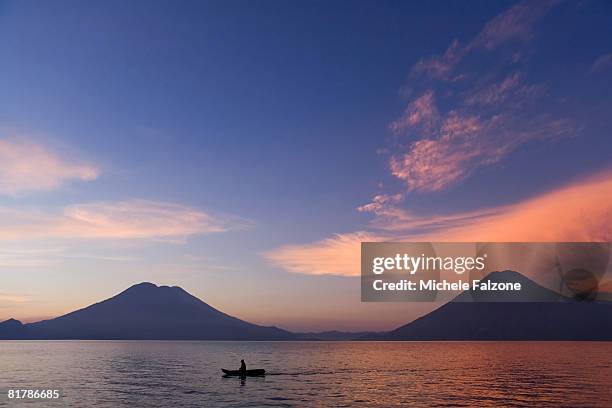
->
0 341 610 407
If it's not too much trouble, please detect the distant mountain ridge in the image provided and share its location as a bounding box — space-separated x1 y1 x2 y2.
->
294 330 381 341
2 271 611 341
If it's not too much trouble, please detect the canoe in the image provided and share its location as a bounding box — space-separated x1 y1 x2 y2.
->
221 368 265 376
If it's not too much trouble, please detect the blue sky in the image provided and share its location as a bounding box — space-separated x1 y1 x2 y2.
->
0 0 611 331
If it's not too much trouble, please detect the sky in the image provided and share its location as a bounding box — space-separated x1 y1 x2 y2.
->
0 0 611 331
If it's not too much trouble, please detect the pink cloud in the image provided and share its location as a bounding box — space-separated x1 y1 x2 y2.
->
356 193 403 214
389 109 573 192
411 0 559 80
388 2 568 194
265 171 612 276
411 39 465 80
0 139 99 195
387 80 553 193
390 136 475 192
0 200 248 241
471 0 558 50
464 73 522 106
389 91 439 134
589 53 612 74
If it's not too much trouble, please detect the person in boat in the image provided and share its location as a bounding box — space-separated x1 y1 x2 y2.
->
239 359 246 374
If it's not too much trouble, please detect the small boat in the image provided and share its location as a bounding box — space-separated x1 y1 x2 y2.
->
221 368 266 377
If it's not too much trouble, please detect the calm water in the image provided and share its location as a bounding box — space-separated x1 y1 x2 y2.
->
1 341 611 407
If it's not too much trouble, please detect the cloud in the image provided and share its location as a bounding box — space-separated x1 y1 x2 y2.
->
389 91 439 134
0 139 99 195
0 199 248 241
471 0 558 50
368 171 612 242
463 72 522 106
266 0 599 278
411 0 558 80
426 172 612 242
389 109 573 192
0 294 27 304
384 1 571 194
411 39 464 80
265 171 612 276
356 193 403 214
0 292 27 310
359 202 504 234
589 53 612 74
264 232 383 276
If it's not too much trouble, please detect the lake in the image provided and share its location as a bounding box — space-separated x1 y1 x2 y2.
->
1 341 611 407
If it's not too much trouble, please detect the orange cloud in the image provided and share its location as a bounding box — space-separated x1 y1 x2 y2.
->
0 199 249 241
264 232 383 276
0 294 27 304
0 139 99 195
427 173 612 242
264 171 612 276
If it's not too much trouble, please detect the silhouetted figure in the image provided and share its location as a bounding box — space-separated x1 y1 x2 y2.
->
239 359 246 374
